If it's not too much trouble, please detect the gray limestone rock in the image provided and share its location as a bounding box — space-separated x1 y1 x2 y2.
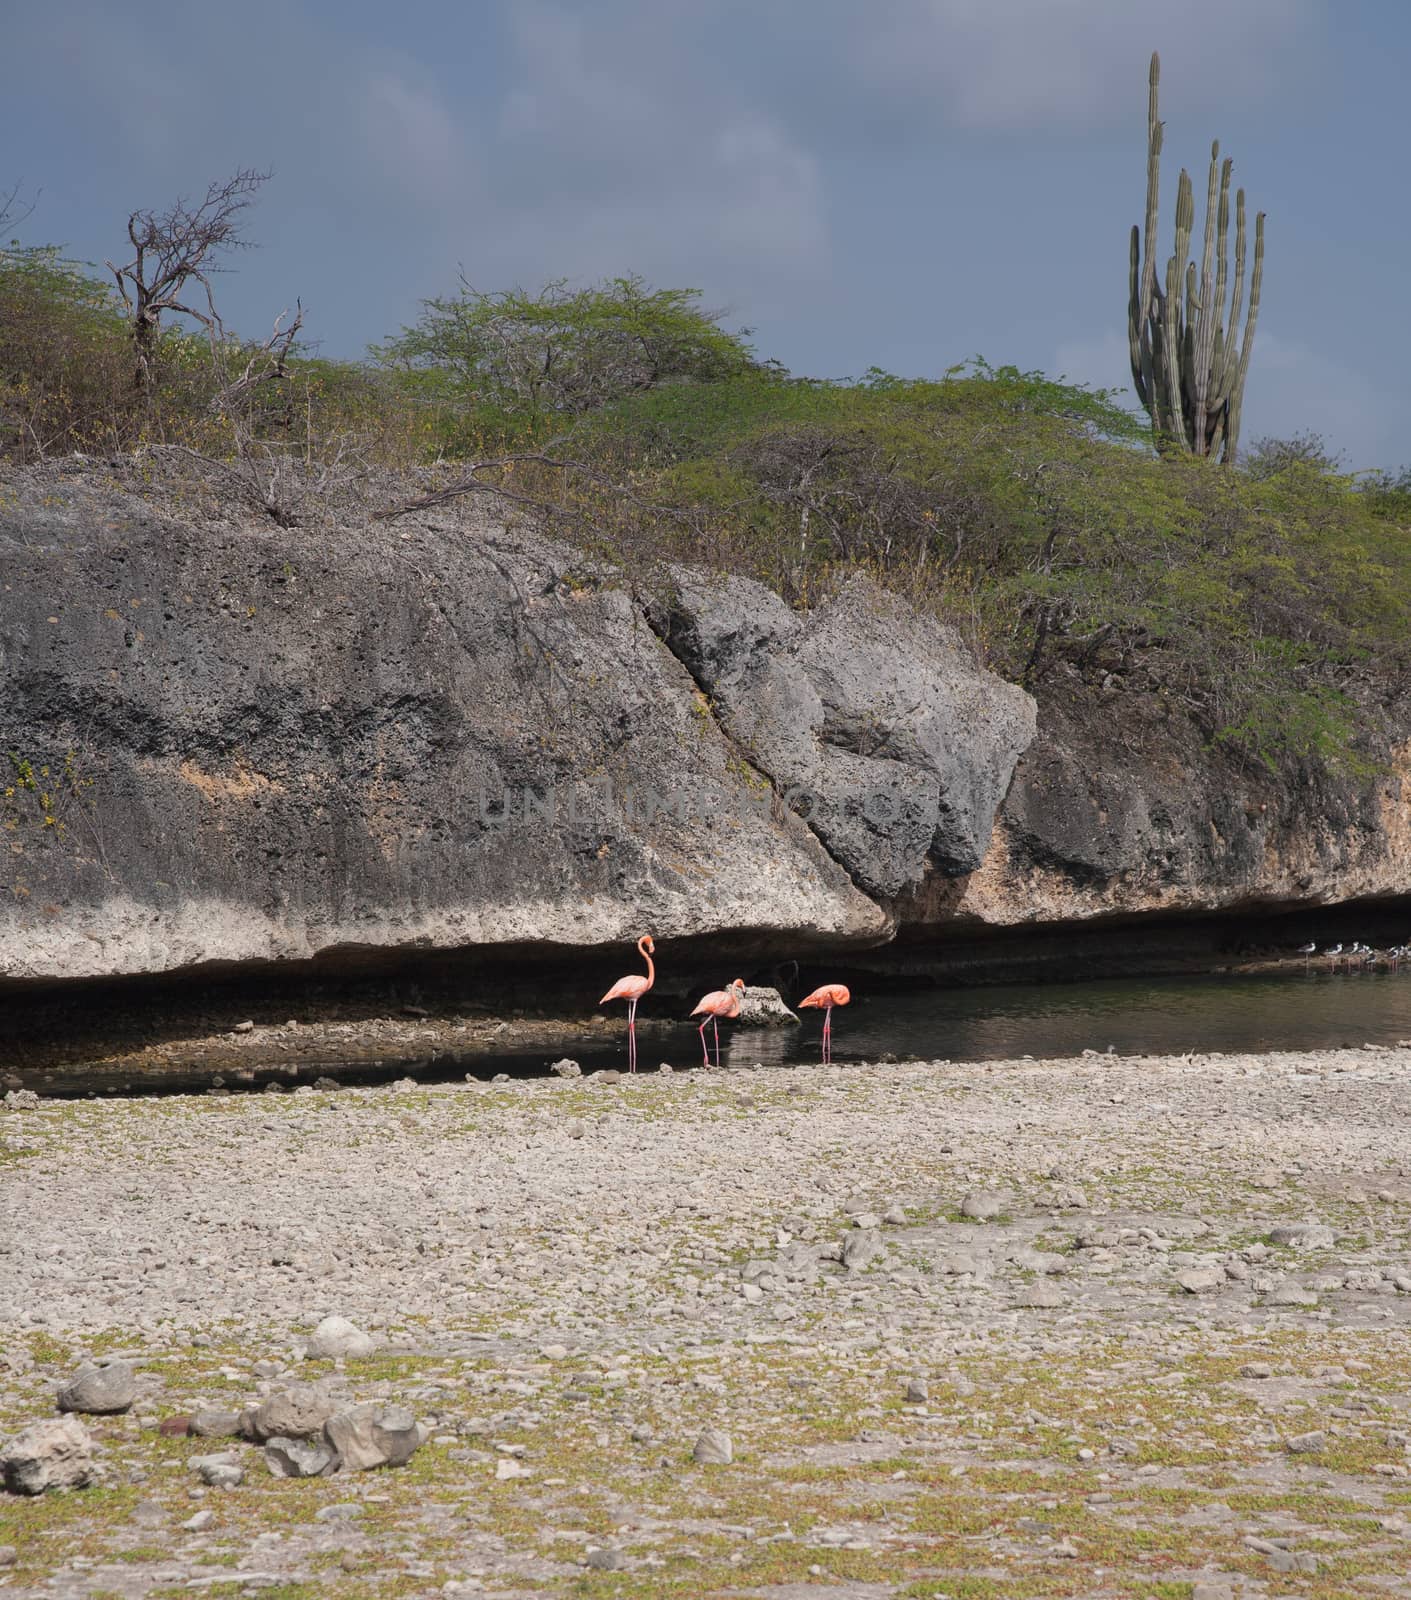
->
264 1436 338 1479
242 1385 339 1443
2 1416 95 1495
305 1316 377 1361
692 1427 733 1465
323 1403 421 1472
56 1360 136 1415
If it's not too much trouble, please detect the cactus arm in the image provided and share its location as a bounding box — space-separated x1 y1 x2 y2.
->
1162 253 1187 447
1129 225 1150 407
1220 190 1248 406
1224 210 1265 463
1208 158 1233 403
1141 54 1163 319
1192 141 1222 453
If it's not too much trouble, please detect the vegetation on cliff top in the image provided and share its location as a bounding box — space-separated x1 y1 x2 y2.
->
0 227 1407 773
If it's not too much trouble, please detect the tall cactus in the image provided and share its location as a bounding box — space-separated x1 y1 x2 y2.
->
1128 53 1265 463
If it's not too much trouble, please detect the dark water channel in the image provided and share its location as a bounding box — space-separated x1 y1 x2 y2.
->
27 965 1411 1098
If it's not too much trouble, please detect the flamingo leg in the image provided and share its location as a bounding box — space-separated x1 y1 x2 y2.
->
628 997 637 1073
822 1004 831 1064
698 1019 711 1068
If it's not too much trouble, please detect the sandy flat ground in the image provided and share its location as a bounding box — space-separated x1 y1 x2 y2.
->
4 1044 1411 1597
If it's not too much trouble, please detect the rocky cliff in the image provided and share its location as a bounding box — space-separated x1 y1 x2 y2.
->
1 461 1408 996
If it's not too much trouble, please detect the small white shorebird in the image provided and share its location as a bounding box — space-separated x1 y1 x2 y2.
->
1299 941 1316 971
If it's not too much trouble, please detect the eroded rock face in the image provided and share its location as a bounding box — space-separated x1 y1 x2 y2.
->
658 571 1037 896
943 685 1411 933
0 468 886 985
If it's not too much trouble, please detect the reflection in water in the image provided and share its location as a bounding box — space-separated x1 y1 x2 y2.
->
708 968 1411 1071
33 967 1411 1097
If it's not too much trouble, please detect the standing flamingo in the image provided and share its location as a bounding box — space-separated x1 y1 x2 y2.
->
690 979 745 1069
798 984 851 1064
600 934 655 1073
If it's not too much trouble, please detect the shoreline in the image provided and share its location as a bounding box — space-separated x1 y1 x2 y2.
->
5 1041 1411 1595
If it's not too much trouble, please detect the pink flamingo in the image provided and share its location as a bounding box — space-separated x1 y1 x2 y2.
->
798 983 851 1063
600 934 655 1073
690 979 745 1069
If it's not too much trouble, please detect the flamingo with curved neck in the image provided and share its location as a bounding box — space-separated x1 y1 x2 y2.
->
690 978 745 1069
798 983 851 1064
600 934 655 1072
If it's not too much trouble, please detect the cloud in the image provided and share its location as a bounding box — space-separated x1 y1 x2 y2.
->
444 1 829 296
853 0 1320 132
361 68 477 202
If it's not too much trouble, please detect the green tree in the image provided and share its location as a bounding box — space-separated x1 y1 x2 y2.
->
373 274 757 445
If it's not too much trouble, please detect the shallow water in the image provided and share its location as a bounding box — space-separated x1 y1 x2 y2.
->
28 964 1411 1097
733 965 1411 1070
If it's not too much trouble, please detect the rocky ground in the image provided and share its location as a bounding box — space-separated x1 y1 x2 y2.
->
5 1045 1411 1598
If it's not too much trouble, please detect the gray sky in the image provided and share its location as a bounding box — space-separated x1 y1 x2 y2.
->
6 1 1407 469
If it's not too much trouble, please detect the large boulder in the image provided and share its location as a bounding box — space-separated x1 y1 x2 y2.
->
2 1415 96 1495
323 1402 421 1472
241 1384 339 1443
658 571 1036 897
56 1359 136 1416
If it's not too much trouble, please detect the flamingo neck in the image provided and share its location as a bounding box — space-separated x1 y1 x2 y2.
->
638 937 655 991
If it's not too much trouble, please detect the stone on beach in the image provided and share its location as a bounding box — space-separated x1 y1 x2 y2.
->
1 1416 96 1495
305 1315 377 1360
242 1385 340 1443
692 1427 733 1464
323 1403 421 1472
56 1359 137 1415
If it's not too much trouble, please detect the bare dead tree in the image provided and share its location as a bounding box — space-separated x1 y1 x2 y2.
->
105 168 269 394
0 180 37 235
209 300 304 414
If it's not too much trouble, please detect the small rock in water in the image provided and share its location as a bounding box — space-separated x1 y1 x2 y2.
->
733 985 799 1026
313 1076 341 1092
306 1316 377 1361
549 1058 582 1078
56 1359 137 1416
693 1427 733 1465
